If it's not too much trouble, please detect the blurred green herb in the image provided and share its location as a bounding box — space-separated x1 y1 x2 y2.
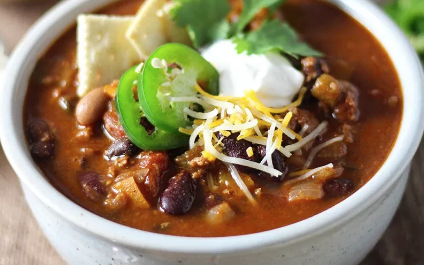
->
171 0 322 57
233 20 322 57
385 0 424 62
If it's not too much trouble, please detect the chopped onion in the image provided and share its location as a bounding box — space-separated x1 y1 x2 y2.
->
288 179 324 201
285 121 328 152
284 163 334 185
303 135 344 169
183 107 219 120
225 163 256 204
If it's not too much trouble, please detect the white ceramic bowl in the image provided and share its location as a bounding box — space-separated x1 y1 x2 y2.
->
1 0 424 264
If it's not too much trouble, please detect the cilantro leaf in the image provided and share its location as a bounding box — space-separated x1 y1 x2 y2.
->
170 0 231 48
233 20 322 57
235 0 286 33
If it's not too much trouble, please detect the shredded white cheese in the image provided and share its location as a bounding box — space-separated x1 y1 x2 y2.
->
303 135 345 169
189 124 204 149
285 121 329 152
184 108 219 120
249 108 296 140
265 123 277 167
225 163 257 204
212 120 258 132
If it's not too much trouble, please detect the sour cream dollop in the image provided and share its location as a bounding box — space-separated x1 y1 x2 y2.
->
201 40 305 108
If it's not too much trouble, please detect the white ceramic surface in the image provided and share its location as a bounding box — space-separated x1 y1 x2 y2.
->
1 0 424 265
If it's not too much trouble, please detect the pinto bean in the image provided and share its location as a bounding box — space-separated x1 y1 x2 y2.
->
323 178 353 198
79 171 107 202
105 138 139 159
160 171 196 215
76 88 109 125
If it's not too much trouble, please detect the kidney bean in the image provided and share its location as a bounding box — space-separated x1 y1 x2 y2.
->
256 145 288 182
105 137 140 159
27 119 55 159
76 88 109 126
79 171 107 202
160 171 196 215
323 178 353 198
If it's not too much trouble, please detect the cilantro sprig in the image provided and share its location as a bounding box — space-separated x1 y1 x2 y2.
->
170 0 231 48
233 20 322 57
170 0 322 57
234 0 285 33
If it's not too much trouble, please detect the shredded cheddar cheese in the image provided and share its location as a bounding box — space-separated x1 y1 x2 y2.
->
179 127 194 135
177 83 330 183
202 150 216 162
246 147 254 157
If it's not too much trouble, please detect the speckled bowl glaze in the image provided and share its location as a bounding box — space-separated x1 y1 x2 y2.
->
1 0 424 265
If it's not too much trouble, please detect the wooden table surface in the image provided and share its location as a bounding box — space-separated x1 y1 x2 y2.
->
0 1 423 265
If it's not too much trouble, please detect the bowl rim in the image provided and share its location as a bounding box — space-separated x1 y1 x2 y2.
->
1 0 424 254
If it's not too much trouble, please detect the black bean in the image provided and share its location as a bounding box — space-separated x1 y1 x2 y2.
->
220 133 257 173
79 171 107 202
105 137 139 159
323 178 353 198
27 119 54 143
160 171 196 215
256 145 288 182
27 119 55 159
30 141 55 159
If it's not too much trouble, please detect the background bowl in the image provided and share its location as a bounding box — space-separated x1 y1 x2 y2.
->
1 0 423 264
